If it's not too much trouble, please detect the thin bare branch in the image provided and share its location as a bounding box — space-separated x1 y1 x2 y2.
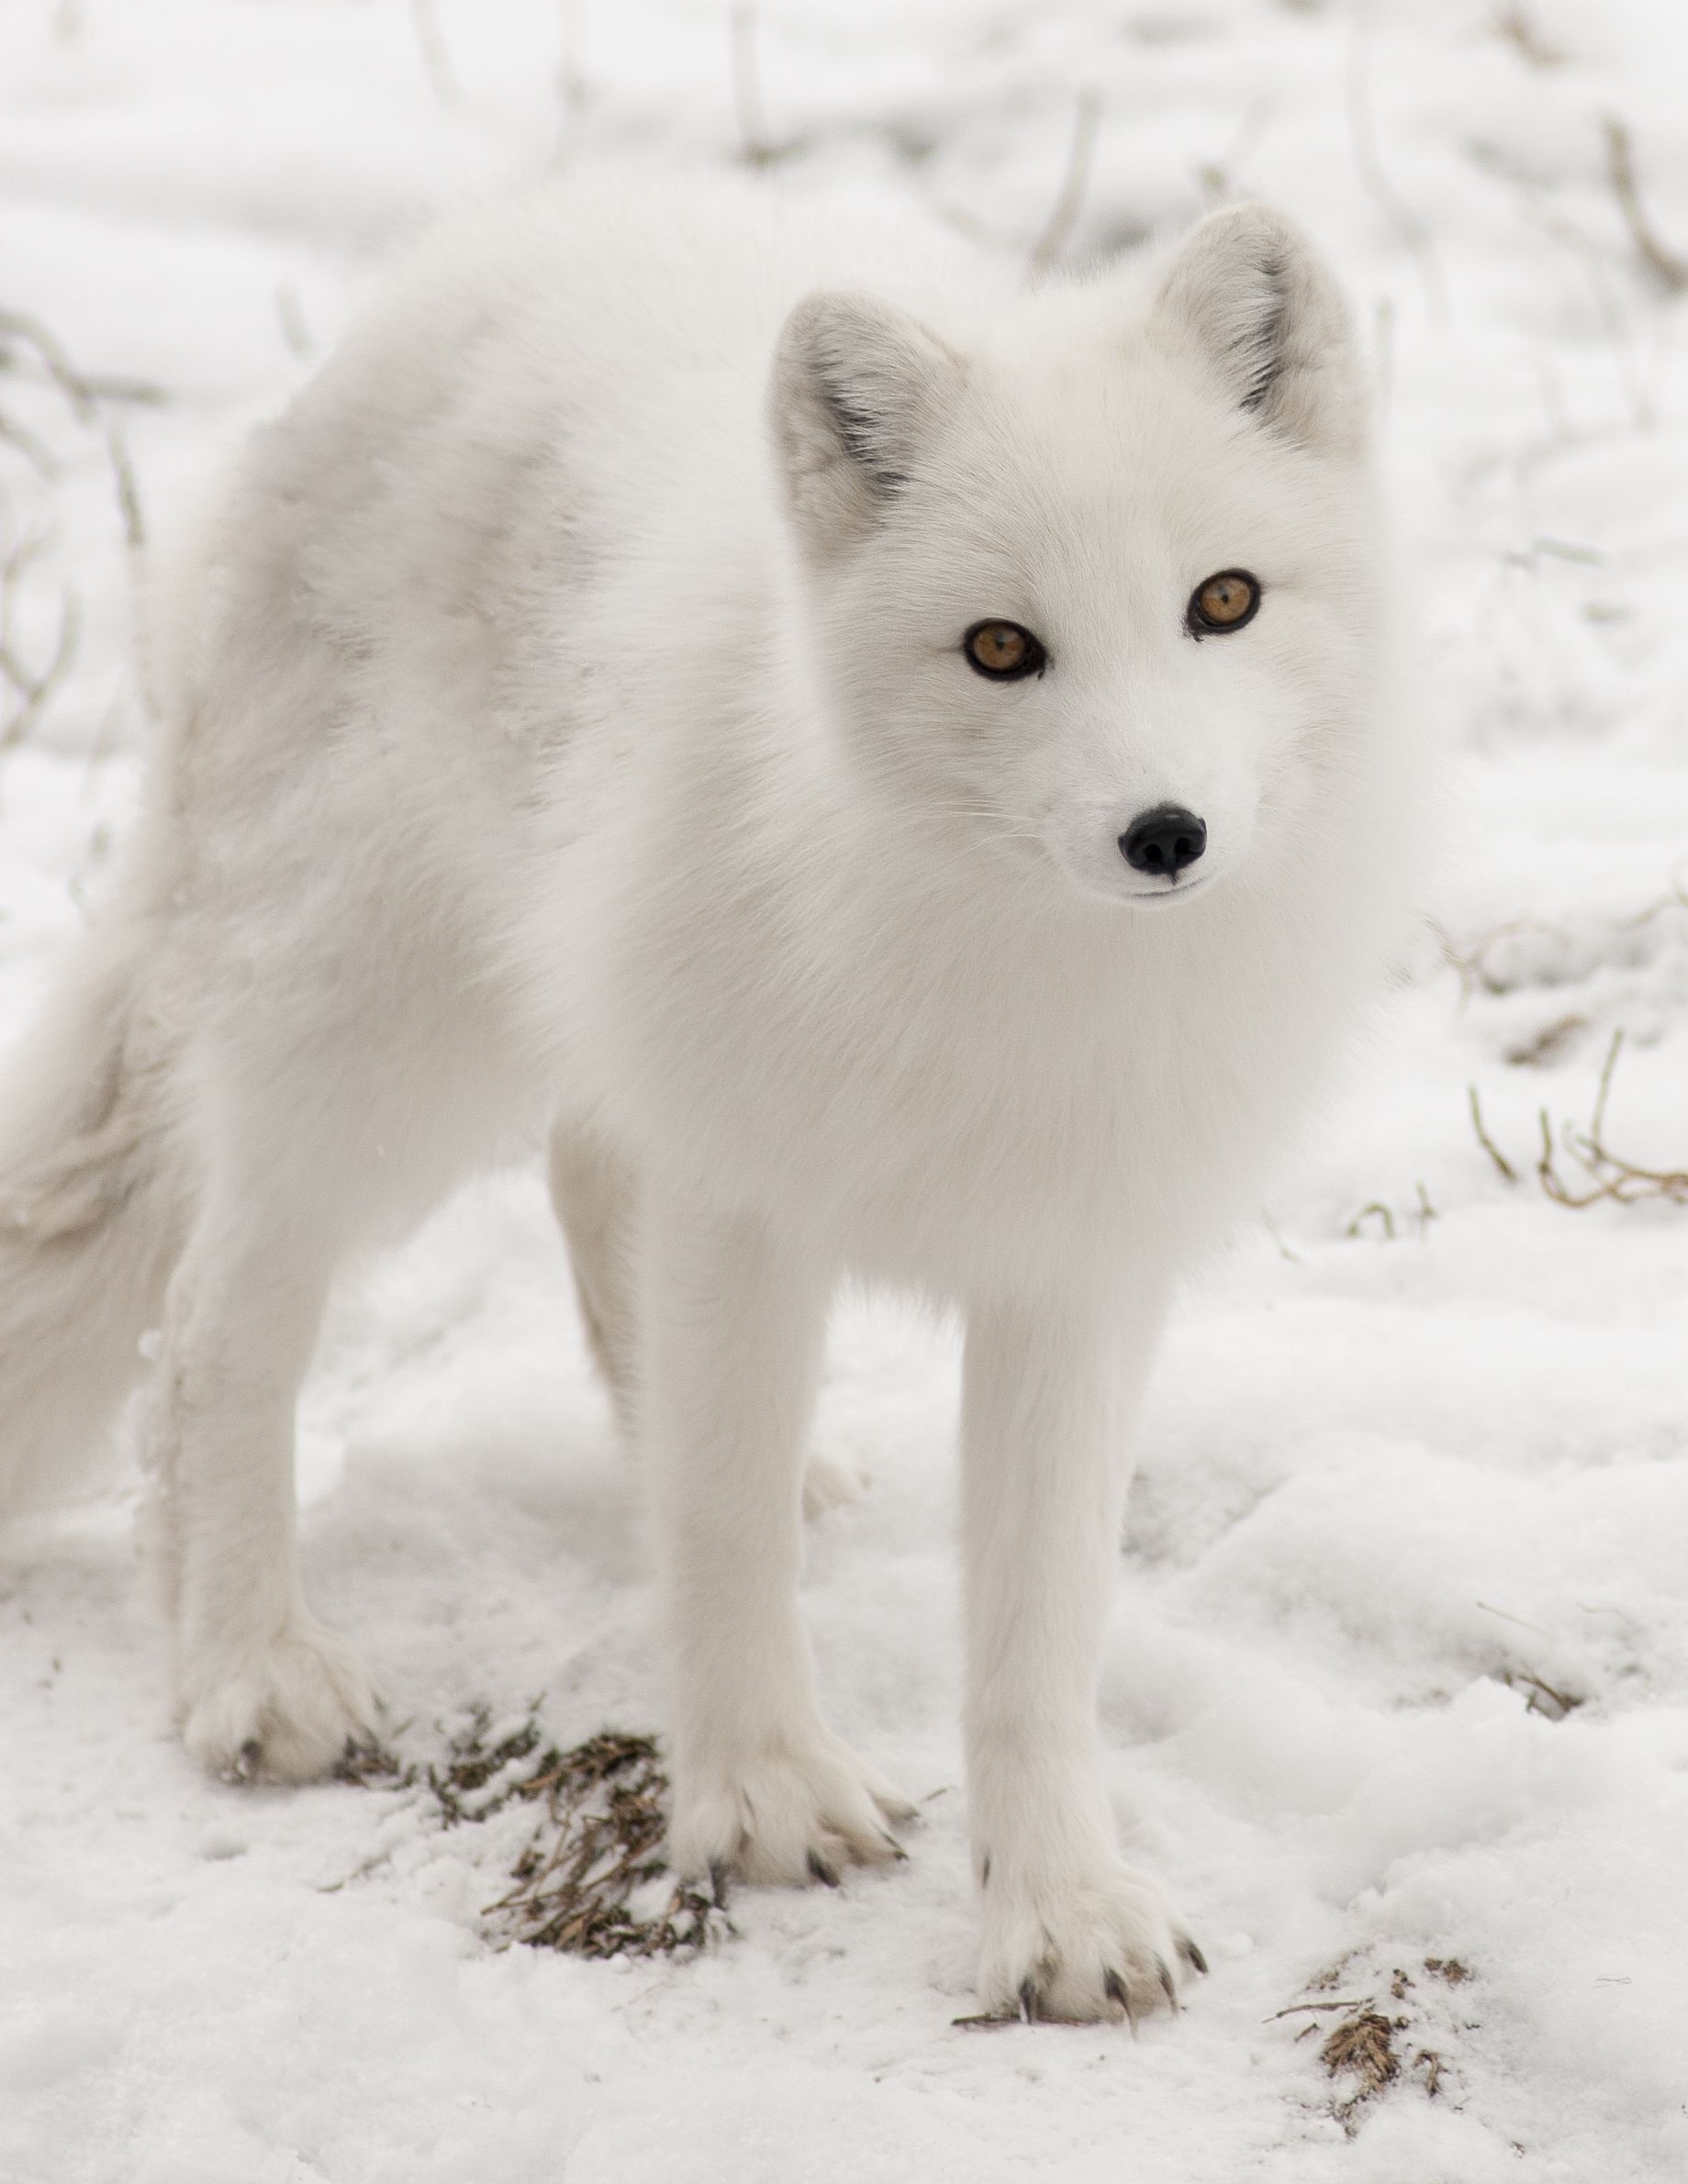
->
274 284 314 362
1345 5 1446 318
1603 118 1688 295
0 308 164 415
1533 1031 1688 1209
1029 89 1104 280
1 585 81 752
731 6 781 168
0 309 92 425
408 0 463 106
105 421 145 554
1196 96 1274 207
0 410 56 476
1468 1086 1519 1184
1490 3 1564 69
1261 1213 1302 1265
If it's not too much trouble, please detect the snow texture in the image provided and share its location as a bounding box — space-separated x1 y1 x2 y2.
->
1 2 1685 2178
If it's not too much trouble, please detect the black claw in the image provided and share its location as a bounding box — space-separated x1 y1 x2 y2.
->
1103 1968 1138 2034
807 1849 841 1889
880 1833 910 1863
708 1859 732 1909
1157 1956 1180 2013
1018 1978 1039 2024
232 1738 263 1783
979 1855 990 1889
1179 1935 1210 1978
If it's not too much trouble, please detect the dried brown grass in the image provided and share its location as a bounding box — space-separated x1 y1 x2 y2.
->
1281 1956 1474 2134
0 304 162 755
1470 1030 1688 1210
340 1709 727 1961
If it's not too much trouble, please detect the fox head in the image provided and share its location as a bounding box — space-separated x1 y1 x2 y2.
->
769 205 1390 916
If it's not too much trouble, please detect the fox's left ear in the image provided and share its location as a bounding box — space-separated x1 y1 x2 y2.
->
1147 205 1368 459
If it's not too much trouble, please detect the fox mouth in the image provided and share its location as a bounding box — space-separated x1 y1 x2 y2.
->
1118 871 1214 908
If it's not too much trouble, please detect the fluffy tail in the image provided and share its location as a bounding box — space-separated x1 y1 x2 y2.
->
0 921 190 1520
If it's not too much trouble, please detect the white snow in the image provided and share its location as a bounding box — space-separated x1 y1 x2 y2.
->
3 2 1686 2178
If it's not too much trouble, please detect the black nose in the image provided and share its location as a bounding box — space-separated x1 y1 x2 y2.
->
1119 804 1207 878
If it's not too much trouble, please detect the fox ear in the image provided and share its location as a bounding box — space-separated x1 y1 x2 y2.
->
1148 205 1367 458
771 291 965 551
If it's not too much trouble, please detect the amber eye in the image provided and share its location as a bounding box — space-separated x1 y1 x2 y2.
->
1188 570 1261 635
963 619 1046 679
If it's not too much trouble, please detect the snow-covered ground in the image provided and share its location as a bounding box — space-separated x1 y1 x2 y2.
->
3 2 1685 2177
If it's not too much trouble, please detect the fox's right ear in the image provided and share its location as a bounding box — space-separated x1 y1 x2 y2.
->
770 291 964 555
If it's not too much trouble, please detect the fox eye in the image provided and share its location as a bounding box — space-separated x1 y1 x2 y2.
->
963 620 1046 679
1187 570 1261 635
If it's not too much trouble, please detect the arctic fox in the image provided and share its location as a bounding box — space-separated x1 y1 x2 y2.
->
0 180 1421 2022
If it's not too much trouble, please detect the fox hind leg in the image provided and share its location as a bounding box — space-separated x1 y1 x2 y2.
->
155 975 517 1780
153 1120 378 1781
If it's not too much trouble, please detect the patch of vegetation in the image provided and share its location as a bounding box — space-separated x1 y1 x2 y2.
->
339 1709 728 1961
1470 1031 1688 1210
1279 1954 1478 2134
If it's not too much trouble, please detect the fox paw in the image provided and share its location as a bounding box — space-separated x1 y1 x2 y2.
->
179 1618 377 1783
976 1855 1206 2025
669 1728 914 1890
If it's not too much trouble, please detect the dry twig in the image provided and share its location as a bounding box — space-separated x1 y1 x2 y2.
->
105 422 145 554
1537 1031 1687 1209
731 6 783 169
0 302 160 755
1195 97 1273 207
1498 1666 1582 1721
1435 913 1568 1003
0 410 55 476
1468 1085 1518 1183
1490 3 1564 69
1345 5 1446 317
1519 186 1658 428
1437 886 1687 1009
274 284 314 362
1505 1013 1586 1068
408 0 462 106
0 529 80 753
0 308 164 418
1603 119 1688 295
1029 90 1104 279
1471 1033 1688 1209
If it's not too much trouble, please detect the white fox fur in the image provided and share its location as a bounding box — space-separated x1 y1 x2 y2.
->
0 178 1423 2022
